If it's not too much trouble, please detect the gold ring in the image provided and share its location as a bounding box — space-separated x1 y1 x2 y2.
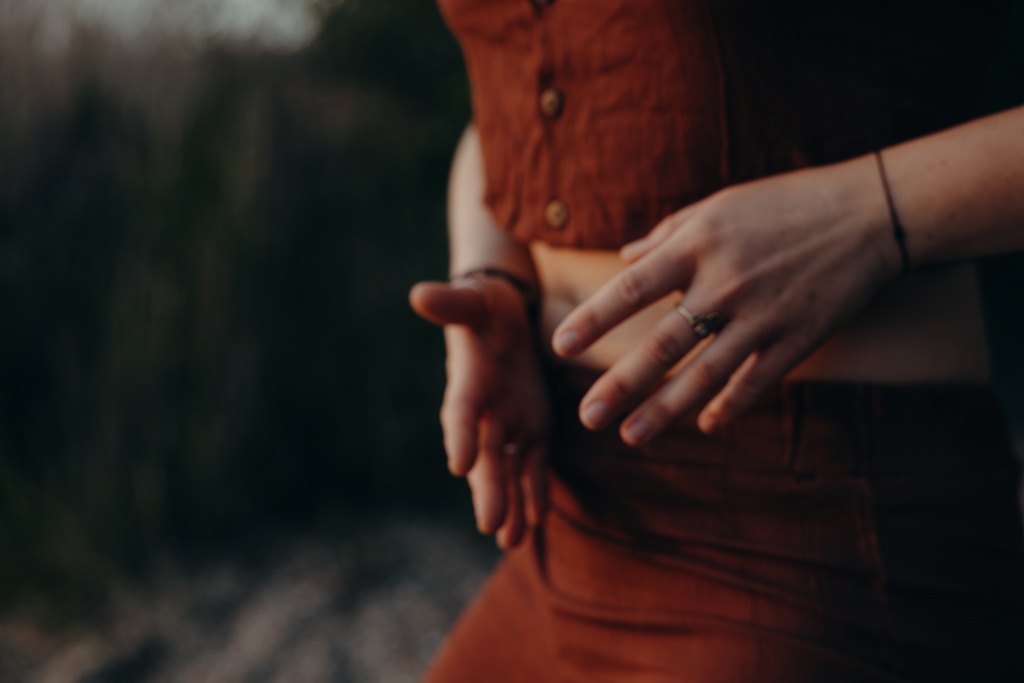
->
674 302 723 340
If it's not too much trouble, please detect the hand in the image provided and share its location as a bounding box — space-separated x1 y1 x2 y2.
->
552 155 901 443
409 276 550 548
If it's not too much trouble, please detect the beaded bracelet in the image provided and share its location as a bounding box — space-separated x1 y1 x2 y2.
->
874 150 911 274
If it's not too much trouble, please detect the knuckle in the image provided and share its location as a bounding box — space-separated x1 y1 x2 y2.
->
576 308 602 338
650 214 680 241
710 283 742 312
691 360 727 395
600 375 635 406
641 401 673 431
618 269 648 308
735 373 763 401
646 327 684 368
715 262 749 297
690 216 722 249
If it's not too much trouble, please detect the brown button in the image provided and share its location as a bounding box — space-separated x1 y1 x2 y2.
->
545 200 569 230
539 88 564 119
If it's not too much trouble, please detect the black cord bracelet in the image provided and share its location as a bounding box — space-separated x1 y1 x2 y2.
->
450 266 540 308
874 150 911 274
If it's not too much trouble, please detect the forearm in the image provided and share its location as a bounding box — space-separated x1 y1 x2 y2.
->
448 124 537 284
882 104 1024 267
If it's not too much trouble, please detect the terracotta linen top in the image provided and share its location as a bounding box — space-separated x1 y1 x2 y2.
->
437 0 1009 249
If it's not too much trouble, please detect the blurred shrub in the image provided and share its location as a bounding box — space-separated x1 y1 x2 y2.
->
0 0 468 610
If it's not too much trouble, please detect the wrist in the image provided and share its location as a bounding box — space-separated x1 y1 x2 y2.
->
835 154 908 283
450 266 539 307
873 150 911 274
450 266 540 327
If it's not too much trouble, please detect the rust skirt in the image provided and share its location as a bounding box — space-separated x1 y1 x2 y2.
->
424 364 1024 682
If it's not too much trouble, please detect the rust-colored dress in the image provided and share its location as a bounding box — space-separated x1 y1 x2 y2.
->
425 1 1024 680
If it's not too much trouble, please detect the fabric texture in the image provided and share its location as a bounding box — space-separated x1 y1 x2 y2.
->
427 1 1024 679
436 0 1009 249
424 364 1024 682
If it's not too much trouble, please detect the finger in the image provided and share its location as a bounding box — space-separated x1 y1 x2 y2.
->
552 251 695 357
496 452 525 549
467 417 506 534
619 323 761 446
520 444 547 527
578 305 700 430
409 281 488 327
619 209 693 263
698 338 804 433
482 411 506 471
441 404 477 476
466 458 505 535
441 362 486 476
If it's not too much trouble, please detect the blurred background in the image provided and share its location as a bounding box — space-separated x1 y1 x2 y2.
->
0 1 1022 681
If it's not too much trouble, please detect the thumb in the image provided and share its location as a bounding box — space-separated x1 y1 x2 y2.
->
409 280 489 327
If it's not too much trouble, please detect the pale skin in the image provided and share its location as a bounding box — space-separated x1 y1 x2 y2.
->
410 105 1024 548
410 125 548 549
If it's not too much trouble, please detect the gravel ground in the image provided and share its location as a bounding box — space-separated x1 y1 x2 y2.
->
0 518 497 683
2 468 1021 683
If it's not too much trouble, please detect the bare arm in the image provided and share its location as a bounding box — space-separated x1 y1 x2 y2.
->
884 105 1024 266
447 125 537 282
552 104 1024 442
410 124 548 548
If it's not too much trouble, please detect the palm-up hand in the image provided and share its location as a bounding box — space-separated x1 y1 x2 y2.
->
552 157 902 443
410 276 550 549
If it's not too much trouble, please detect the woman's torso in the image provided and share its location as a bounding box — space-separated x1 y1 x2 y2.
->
440 0 1006 382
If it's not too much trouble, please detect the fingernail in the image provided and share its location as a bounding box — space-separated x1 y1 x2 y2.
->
622 418 650 445
552 331 580 356
698 412 719 434
581 401 609 429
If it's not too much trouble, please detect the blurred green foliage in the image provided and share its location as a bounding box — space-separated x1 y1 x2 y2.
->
0 0 469 610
